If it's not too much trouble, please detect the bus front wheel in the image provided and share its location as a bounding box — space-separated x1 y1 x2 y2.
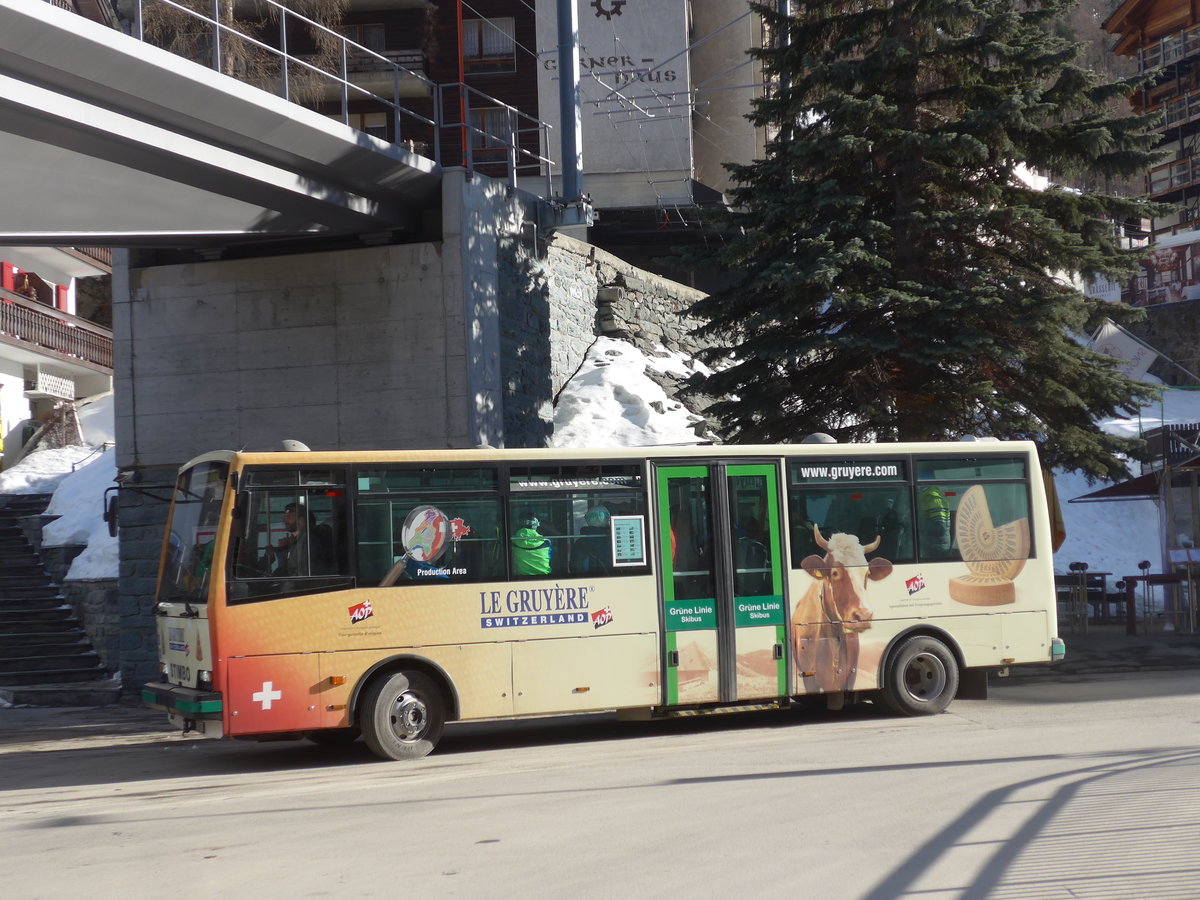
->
880 635 959 716
360 670 445 761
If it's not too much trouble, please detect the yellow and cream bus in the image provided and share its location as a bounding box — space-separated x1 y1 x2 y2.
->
142 440 1064 760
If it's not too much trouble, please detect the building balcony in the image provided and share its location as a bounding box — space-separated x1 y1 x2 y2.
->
1143 423 1200 469
1149 154 1200 200
0 288 112 373
1139 24 1200 74
305 48 431 101
1158 89 1200 132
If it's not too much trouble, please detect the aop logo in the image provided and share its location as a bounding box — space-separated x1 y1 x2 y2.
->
591 0 627 19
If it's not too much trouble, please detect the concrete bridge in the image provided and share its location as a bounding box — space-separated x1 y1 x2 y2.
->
0 0 460 247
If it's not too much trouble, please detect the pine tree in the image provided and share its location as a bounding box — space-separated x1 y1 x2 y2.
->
688 0 1164 480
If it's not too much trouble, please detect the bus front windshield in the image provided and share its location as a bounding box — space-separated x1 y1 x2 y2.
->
158 461 229 605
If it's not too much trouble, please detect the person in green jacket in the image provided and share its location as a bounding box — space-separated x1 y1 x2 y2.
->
512 515 552 576
918 485 952 555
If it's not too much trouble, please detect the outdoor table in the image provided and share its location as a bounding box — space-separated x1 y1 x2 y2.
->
1120 573 1185 635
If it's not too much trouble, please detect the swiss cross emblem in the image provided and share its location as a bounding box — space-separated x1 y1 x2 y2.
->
252 681 283 710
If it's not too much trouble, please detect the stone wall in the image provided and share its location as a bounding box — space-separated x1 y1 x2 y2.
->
114 464 176 691
62 580 120 674
498 231 712 447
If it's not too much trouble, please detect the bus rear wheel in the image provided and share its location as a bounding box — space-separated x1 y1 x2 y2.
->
881 635 959 716
360 671 445 761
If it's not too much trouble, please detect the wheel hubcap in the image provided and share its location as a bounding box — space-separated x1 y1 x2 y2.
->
902 652 947 702
389 690 428 742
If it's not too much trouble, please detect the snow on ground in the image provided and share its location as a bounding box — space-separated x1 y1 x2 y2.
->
1055 387 1200 579
3 346 1199 584
0 445 100 496
550 337 711 447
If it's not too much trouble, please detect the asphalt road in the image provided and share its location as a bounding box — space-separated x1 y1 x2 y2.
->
2 672 1199 899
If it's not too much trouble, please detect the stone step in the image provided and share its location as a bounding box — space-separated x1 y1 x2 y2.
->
0 632 89 654
0 609 81 632
0 648 100 674
0 563 47 577
0 596 70 612
0 574 55 589
0 493 52 510
0 662 108 686
0 579 46 592
0 678 122 707
0 585 61 601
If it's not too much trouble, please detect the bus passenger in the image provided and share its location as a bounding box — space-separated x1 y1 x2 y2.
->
918 486 952 555
571 506 611 573
512 516 552 576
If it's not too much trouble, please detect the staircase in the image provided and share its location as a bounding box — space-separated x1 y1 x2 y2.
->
0 493 120 706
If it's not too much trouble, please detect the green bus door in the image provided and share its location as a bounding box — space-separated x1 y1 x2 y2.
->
655 463 787 706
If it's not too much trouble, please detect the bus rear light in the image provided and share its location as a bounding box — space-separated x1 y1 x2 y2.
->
328 675 346 686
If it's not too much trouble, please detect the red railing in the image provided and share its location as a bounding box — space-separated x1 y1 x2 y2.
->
0 290 113 371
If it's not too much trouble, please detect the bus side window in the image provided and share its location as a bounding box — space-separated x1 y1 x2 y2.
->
507 491 647 579
357 496 505 586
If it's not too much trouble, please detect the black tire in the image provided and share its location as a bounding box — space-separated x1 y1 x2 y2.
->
305 727 361 747
881 635 959 716
360 671 445 761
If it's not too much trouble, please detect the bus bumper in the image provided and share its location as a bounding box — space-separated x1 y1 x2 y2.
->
142 681 224 736
1050 637 1066 663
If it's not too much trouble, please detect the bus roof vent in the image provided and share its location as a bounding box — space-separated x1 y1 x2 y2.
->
279 440 311 452
801 432 837 444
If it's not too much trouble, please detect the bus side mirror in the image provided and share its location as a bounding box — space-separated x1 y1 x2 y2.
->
103 486 119 538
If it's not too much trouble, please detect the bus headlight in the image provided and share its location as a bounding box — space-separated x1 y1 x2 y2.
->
197 670 213 691
159 661 170 680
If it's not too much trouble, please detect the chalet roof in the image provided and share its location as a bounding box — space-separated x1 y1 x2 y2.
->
1104 0 1199 55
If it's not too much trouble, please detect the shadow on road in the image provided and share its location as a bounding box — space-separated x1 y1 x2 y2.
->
0 701 889 791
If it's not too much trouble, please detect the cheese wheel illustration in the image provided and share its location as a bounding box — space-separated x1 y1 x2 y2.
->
949 484 1029 606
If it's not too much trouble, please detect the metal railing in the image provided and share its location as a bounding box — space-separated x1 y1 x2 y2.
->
1160 89 1200 130
1149 155 1200 196
1139 24 1200 73
1143 422 1200 468
131 0 554 191
0 290 113 371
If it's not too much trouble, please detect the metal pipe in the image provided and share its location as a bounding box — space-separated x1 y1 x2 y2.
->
556 0 583 201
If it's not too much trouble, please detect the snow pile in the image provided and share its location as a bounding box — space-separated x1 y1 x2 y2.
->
41 447 119 581
550 337 710 447
0 394 118 581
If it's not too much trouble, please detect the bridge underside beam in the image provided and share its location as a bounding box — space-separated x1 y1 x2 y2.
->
0 0 443 249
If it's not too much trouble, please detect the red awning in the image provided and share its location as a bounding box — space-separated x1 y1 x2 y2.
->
1070 456 1200 503
1069 472 1161 502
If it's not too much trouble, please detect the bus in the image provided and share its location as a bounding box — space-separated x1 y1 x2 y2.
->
142 440 1064 760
